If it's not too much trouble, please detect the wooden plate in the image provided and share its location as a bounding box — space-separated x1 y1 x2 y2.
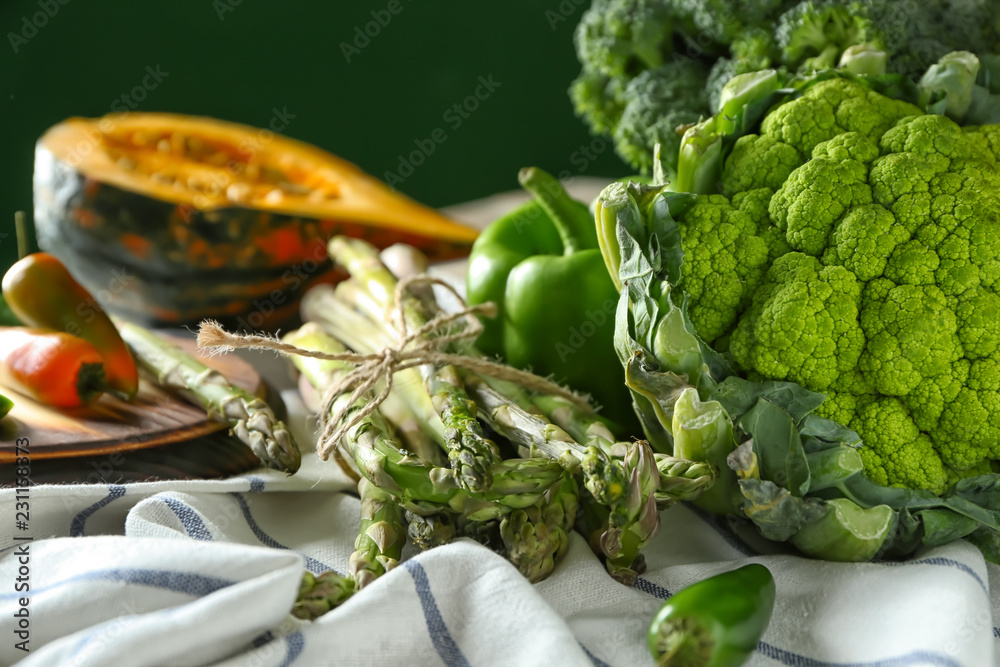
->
0 335 263 462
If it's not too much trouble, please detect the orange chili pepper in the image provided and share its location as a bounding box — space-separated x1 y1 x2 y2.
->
2 253 138 399
0 327 110 407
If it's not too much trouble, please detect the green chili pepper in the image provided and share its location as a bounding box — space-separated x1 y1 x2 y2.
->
648 563 775 667
466 167 636 433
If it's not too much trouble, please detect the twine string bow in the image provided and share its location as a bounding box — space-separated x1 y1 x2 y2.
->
197 274 591 461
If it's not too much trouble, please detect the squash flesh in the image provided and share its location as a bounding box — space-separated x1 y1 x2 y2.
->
33 113 477 327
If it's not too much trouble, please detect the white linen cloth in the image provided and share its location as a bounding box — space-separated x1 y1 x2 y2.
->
1 387 997 667
2 180 998 666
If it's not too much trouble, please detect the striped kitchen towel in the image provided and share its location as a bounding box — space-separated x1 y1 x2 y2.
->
0 389 996 666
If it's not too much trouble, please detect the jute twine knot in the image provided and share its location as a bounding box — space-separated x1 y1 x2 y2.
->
197 274 592 462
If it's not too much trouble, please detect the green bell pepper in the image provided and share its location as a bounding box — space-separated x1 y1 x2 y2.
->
648 563 775 667
466 167 637 434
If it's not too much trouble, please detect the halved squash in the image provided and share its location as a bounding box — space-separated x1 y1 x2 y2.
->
34 113 478 327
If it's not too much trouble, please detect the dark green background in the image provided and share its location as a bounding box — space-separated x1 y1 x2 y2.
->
0 0 626 271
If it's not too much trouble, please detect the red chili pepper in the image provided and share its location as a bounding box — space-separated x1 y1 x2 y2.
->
2 253 138 399
0 327 110 408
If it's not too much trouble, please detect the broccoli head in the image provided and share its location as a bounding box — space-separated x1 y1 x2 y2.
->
573 0 679 79
612 61 710 175
570 0 1000 175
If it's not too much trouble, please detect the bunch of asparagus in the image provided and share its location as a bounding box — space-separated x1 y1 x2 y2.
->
207 237 717 618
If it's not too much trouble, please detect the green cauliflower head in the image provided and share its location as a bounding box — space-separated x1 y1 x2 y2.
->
675 76 1000 494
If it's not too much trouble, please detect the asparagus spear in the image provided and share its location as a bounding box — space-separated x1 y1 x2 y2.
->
287 320 565 521
327 237 502 493
653 454 717 510
281 324 362 480
531 393 618 447
405 510 457 550
427 363 502 492
377 384 444 466
350 477 406 589
300 284 447 453
117 320 300 473
576 491 648 585
293 570 355 620
463 373 671 578
599 439 661 572
501 473 579 583
302 285 503 487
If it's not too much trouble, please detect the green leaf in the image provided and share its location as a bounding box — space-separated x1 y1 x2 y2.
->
738 478 826 541
882 508 923 558
952 474 1000 512
915 508 980 547
712 377 825 426
965 527 1000 565
799 413 862 448
645 193 685 287
622 350 687 453
804 446 863 493
739 398 811 497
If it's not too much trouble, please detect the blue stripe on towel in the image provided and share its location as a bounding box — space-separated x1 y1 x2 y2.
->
162 497 213 541
634 576 964 667
70 485 127 537
252 631 276 648
634 577 671 599
229 492 335 575
248 476 266 494
756 643 963 667
578 641 612 667
0 567 234 601
278 631 306 667
403 560 470 667
875 557 988 598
